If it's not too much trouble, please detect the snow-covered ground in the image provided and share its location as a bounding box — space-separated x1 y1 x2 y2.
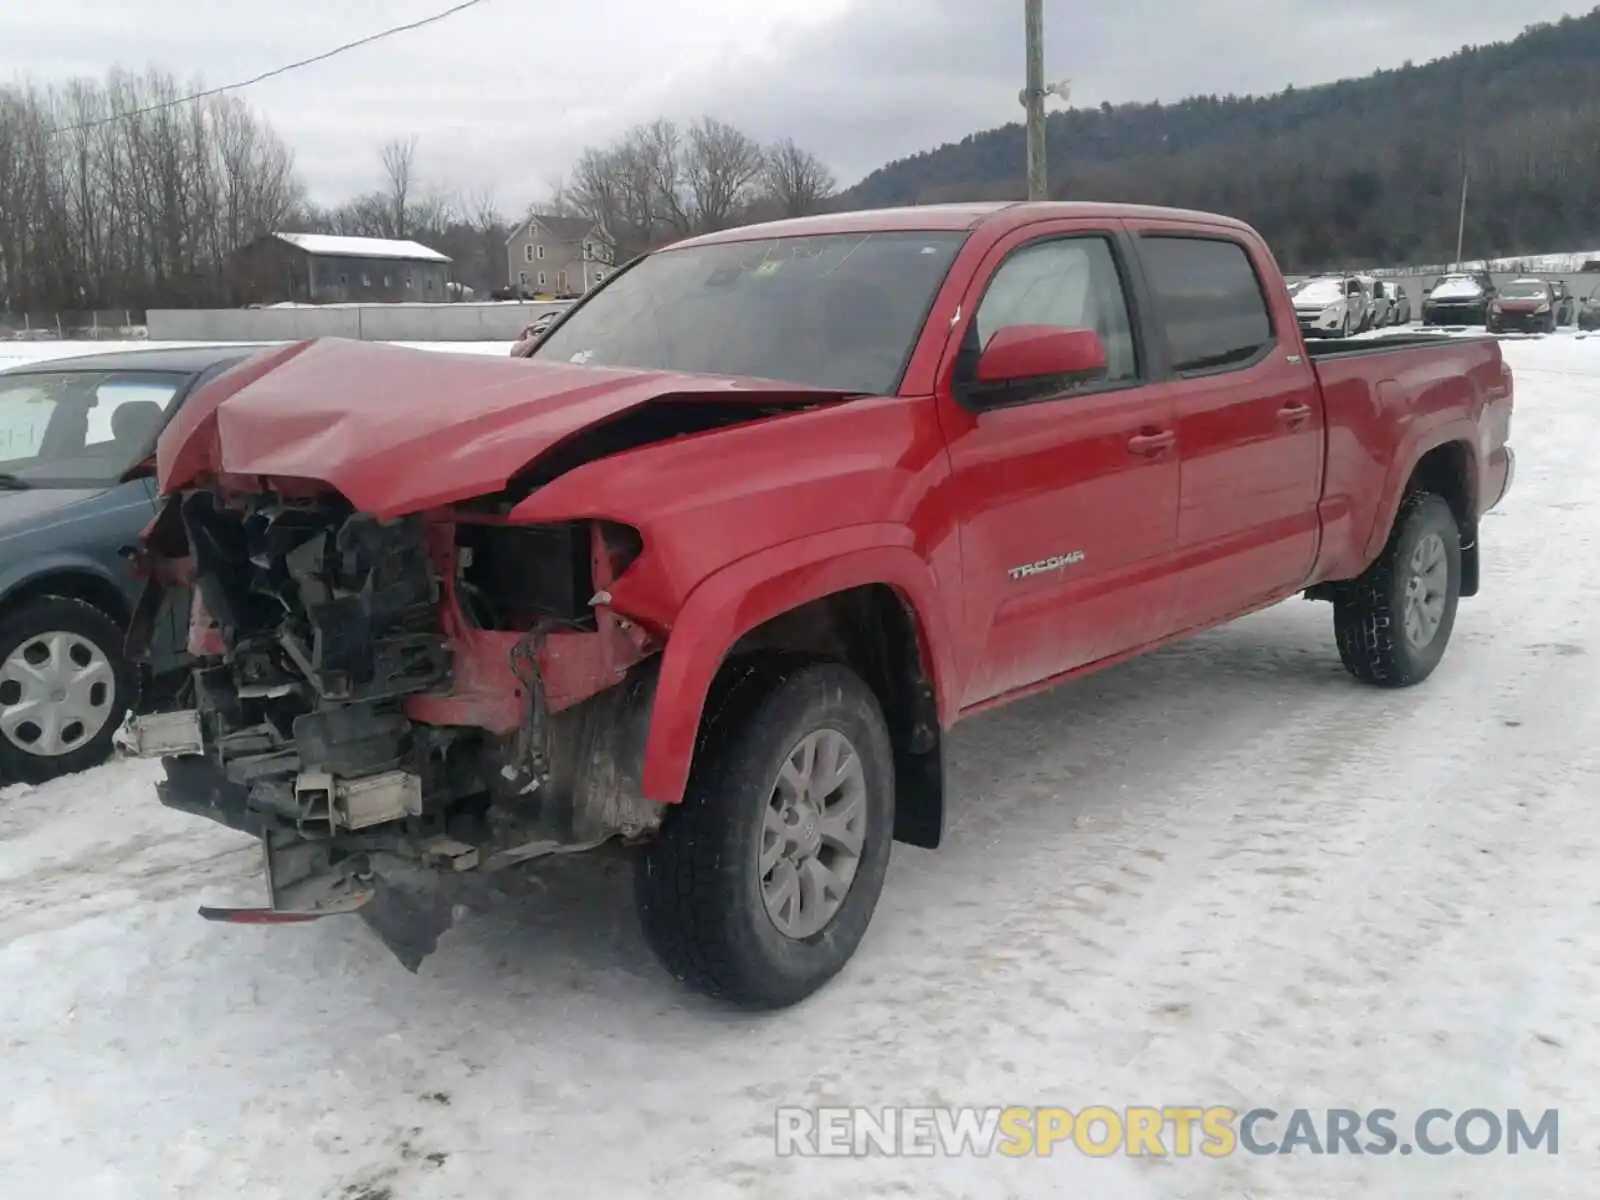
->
2 333 1598 1199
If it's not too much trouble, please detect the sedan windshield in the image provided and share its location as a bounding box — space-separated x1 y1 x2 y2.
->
0 370 188 487
1290 279 1345 306
1431 275 1484 298
530 231 969 394
1500 281 1550 300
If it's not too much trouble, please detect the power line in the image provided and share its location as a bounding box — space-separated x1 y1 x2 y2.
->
45 0 489 136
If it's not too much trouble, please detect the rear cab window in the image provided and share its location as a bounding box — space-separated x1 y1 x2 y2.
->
1138 235 1276 375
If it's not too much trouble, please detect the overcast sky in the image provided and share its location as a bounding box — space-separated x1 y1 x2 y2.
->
5 0 1589 210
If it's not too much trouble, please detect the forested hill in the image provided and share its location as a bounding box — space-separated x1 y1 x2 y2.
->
841 10 1600 271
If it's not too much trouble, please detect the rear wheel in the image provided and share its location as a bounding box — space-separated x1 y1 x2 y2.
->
0 597 134 783
1332 492 1461 688
635 662 895 1010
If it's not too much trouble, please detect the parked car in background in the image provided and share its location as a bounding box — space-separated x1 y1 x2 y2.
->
1363 277 1393 329
1289 275 1369 337
1388 283 1413 326
1550 280 1577 326
122 201 1514 1008
1422 271 1496 325
0 346 253 782
1488 278 1560 333
1579 287 1600 332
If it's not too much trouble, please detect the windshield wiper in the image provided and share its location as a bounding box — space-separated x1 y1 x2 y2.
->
0 473 32 490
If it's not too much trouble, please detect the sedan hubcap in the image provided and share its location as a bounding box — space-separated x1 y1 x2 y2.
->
0 632 116 757
1402 532 1449 650
760 728 868 940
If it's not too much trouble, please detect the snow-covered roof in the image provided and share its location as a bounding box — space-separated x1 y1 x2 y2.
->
271 232 451 263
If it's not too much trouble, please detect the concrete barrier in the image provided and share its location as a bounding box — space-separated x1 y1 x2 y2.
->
147 301 570 343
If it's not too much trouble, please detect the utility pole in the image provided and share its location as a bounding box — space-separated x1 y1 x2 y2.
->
1454 163 1469 269
1024 0 1047 200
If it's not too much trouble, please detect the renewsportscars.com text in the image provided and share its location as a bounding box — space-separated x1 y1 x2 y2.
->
774 1106 1559 1158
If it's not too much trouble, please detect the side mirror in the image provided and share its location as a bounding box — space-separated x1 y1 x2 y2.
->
975 326 1108 389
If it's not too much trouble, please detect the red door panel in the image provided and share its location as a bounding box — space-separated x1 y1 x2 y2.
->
941 386 1178 704
1129 231 1324 629
931 222 1180 708
1169 361 1323 621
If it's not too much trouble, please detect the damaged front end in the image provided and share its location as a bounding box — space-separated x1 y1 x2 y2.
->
121 483 665 968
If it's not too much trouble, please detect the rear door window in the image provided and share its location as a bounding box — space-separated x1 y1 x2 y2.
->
1140 236 1275 375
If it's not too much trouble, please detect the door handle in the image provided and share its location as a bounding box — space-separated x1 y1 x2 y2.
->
1277 402 1313 426
1126 429 1176 456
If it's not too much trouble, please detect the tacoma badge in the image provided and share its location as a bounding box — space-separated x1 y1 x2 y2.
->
1008 551 1085 580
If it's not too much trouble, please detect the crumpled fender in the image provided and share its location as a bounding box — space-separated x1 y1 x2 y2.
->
638 523 958 805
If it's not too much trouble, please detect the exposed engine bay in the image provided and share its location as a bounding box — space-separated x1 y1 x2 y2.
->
122 484 665 965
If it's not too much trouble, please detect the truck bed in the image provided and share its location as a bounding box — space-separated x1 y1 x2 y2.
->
1306 330 1512 584
1302 331 1496 359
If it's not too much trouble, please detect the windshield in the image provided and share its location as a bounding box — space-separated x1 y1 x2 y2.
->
1290 279 1344 306
0 370 188 487
530 231 969 394
1501 281 1550 300
1431 276 1484 298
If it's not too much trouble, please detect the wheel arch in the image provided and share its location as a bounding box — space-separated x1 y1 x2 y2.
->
638 525 958 849
1364 431 1481 598
0 562 133 628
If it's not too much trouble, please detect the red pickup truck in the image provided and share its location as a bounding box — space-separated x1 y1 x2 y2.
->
123 201 1515 1010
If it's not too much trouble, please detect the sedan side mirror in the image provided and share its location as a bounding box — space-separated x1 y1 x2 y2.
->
120 452 158 482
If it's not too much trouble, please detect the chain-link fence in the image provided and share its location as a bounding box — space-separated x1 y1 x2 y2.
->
0 311 148 341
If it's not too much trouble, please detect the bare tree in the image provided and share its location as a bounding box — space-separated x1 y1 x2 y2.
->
565 145 641 258
763 137 837 218
379 134 418 237
558 117 835 256
684 117 765 231
0 66 303 312
635 119 691 235
465 186 507 292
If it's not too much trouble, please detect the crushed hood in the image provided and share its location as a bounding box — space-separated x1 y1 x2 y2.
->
156 338 854 515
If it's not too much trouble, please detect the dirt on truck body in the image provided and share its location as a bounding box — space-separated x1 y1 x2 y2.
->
123 201 1514 1009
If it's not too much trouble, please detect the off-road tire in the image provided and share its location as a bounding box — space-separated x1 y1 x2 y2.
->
1333 492 1462 688
635 661 895 1010
0 596 136 784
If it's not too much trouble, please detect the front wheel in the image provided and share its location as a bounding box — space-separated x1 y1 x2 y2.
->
0 597 135 783
635 662 895 1009
1332 492 1461 688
